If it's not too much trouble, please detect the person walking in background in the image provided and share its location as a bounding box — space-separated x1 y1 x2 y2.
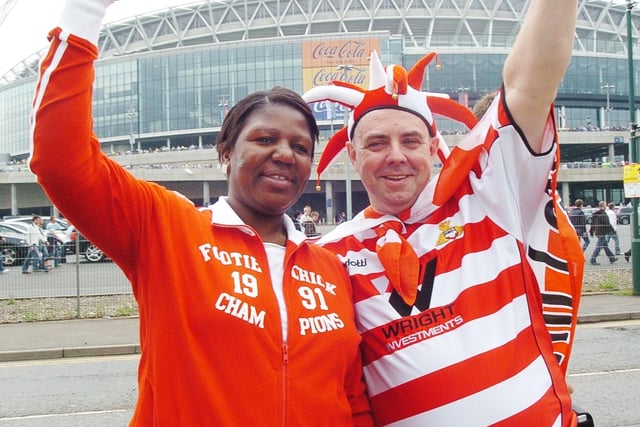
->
570 199 590 251
29 1 372 424
0 236 9 274
21 215 49 274
590 201 618 265
606 202 621 256
46 215 65 267
304 0 583 424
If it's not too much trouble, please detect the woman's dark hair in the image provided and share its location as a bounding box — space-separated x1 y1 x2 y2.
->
215 87 319 162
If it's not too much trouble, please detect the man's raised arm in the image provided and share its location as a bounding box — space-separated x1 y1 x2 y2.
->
504 0 577 152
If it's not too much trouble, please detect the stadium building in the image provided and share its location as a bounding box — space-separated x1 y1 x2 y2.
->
0 0 638 220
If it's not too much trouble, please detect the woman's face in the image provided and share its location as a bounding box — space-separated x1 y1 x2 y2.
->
224 103 314 221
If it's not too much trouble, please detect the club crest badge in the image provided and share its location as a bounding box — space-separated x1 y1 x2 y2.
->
436 220 463 246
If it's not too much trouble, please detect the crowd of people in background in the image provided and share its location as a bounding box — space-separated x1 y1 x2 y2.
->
292 205 351 237
6 199 633 274
294 205 322 237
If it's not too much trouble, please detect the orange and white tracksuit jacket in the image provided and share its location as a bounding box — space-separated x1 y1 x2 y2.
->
30 27 372 426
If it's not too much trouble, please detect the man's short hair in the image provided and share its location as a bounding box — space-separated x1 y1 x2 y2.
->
472 91 498 119
575 199 583 207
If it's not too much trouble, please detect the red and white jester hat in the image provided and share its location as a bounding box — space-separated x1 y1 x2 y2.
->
302 51 478 184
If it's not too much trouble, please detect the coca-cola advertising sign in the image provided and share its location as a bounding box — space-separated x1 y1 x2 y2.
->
309 100 347 123
302 38 379 120
302 40 376 67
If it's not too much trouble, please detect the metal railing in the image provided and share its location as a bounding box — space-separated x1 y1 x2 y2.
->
0 224 633 324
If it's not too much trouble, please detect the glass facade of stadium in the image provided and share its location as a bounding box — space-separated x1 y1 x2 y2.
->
1 0 638 220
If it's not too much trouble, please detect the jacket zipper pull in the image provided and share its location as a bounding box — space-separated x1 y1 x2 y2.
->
282 342 289 364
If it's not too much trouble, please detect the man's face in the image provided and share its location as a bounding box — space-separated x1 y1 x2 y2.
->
348 109 438 216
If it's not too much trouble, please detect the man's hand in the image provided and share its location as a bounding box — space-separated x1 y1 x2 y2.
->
59 0 118 45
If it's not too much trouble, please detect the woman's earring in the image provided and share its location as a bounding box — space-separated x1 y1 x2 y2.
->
222 162 229 175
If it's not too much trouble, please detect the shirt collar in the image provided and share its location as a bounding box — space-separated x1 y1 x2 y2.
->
202 197 307 245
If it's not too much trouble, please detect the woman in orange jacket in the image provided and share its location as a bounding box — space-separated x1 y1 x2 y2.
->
29 1 372 425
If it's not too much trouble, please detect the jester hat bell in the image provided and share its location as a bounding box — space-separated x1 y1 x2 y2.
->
302 51 478 182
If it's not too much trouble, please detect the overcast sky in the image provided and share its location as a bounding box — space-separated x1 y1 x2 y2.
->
0 0 194 77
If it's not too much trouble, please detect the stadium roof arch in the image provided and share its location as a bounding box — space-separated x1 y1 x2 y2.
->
3 0 640 85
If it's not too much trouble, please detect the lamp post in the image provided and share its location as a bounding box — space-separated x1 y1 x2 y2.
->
125 108 137 154
328 100 335 136
626 0 640 295
602 83 614 129
218 94 230 125
318 101 336 223
457 86 469 108
336 64 355 220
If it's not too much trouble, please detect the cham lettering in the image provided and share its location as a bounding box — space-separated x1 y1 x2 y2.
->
215 292 266 328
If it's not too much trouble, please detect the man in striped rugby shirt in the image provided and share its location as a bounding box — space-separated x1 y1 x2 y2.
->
304 0 585 425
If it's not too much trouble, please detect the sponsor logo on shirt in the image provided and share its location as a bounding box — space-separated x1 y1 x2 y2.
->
389 258 437 316
344 258 367 268
380 303 464 352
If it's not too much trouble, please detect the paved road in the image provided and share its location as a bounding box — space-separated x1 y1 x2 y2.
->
0 354 137 427
568 320 640 427
1 320 638 427
0 262 129 299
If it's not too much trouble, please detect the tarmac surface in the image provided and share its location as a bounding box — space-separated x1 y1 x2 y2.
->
1 293 639 362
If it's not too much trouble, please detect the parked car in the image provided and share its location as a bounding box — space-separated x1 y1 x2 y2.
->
1 216 107 263
616 205 633 225
64 225 107 263
0 223 30 266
